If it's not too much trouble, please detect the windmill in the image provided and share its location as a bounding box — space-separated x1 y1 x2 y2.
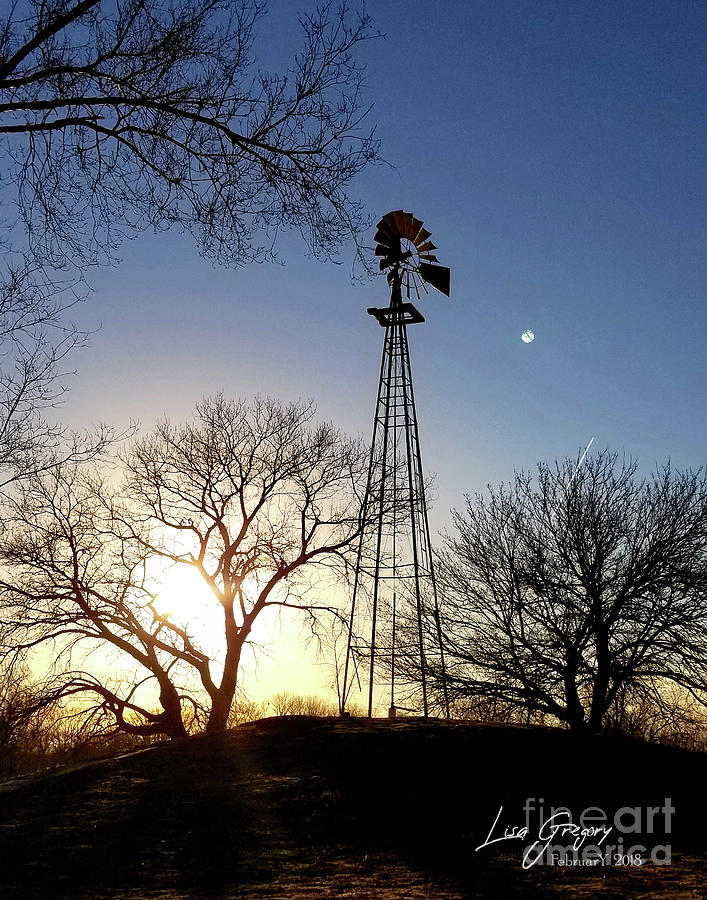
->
341 211 450 719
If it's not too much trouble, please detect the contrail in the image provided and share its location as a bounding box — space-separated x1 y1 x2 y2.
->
567 435 595 488
547 436 595 531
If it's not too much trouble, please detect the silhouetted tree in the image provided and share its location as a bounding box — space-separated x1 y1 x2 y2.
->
0 0 379 269
0 0 378 483
430 451 707 734
0 659 40 773
0 397 370 737
0 259 101 486
270 691 336 717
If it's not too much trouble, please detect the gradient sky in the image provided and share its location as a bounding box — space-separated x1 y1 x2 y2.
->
53 0 707 699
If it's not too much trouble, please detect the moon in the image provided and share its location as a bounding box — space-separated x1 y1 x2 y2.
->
521 330 535 343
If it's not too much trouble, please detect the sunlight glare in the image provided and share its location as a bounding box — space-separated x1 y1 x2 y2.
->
154 564 224 656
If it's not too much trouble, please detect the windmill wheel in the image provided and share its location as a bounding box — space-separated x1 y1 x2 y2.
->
374 211 450 299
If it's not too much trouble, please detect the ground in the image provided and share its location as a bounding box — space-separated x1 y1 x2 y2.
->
0 717 704 898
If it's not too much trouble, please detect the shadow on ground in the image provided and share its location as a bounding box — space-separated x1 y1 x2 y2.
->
0 717 704 898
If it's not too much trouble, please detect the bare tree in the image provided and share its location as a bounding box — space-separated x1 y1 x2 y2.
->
0 396 370 737
0 1 378 484
431 451 707 734
0 460 194 738
270 691 337 717
121 396 370 731
0 0 379 269
602 677 707 751
0 258 95 485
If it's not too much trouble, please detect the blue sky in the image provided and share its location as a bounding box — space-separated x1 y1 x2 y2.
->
15 0 696 702
64 0 706 538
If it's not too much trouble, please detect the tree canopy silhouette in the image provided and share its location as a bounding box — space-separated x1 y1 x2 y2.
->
429 451 707 733
0 0 379 269
0 0 378 483
0 397 370 738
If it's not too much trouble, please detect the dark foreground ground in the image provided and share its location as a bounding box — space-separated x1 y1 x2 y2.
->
0 717 705 899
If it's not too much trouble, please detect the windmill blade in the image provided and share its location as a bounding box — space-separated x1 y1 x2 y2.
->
382 211 402 234
409 217 424 243
374 229 395 247
375 231 401 272
392 210 412 236
376 214 398 241
378 211 399 230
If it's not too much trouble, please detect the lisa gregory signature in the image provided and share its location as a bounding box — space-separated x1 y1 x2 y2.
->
476 806 612 869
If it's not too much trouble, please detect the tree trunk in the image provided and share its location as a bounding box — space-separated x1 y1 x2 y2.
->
206 692 233 733
563 666 587 732
206 605 242 733
589 616 610 734
157 676 188 739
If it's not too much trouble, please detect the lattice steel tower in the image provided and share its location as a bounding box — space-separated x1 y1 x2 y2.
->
342 211 450 719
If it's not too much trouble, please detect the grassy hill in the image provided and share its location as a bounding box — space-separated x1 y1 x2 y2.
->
0 717 704 898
